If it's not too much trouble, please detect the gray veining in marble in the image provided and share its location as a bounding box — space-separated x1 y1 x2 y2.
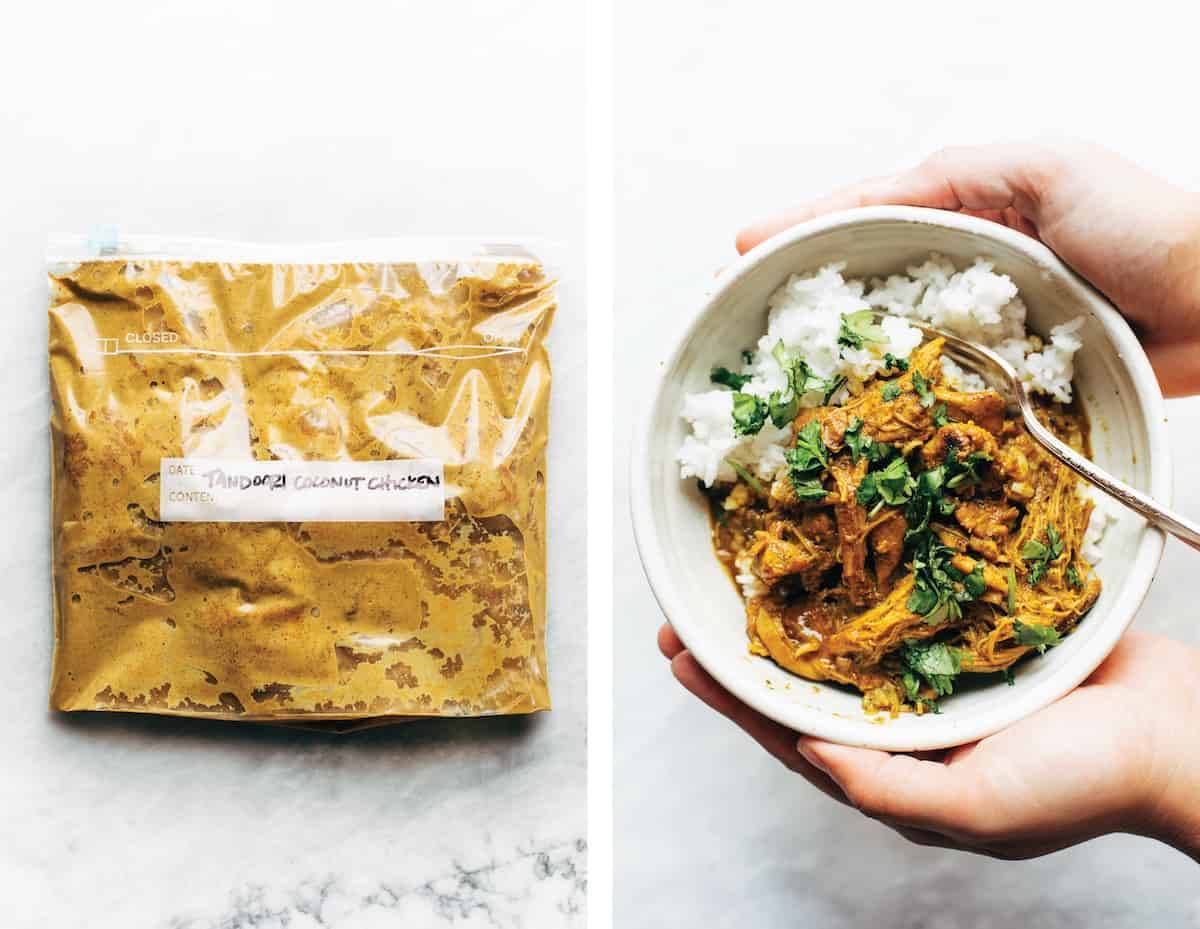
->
165 838 586 929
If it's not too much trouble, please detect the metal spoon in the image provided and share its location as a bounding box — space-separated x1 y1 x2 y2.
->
893 315 1200 552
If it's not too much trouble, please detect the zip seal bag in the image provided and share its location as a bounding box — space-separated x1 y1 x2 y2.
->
47 233 557 726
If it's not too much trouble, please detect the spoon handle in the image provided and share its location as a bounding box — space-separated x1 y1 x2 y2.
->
1018 401 1200 552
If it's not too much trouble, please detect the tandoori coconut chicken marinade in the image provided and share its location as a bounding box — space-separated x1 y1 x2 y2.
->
705 337 1099 714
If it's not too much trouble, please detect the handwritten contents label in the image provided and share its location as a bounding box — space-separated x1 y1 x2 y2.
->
159 457 444 523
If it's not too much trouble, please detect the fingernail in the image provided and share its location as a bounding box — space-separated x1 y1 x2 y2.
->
796 738 831 774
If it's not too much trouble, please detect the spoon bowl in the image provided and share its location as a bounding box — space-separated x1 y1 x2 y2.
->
900 314 1200 553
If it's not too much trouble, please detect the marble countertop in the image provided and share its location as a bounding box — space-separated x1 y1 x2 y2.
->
0 2 585 926
616 2 1200 925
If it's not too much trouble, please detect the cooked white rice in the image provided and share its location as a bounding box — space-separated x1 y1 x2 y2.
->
1081 490 1115 565
678 253 1086 487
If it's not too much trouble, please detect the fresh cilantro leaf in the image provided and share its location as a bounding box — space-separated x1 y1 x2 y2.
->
883 352 909 373
900 640 962 697
1066 564 1083 589
784 420 829 499
725 458 765 497
906 533 980 625
944 448 991 489
1021 539 1048 579
791 477 828 501
838 310 884 350
912 369 936 408
1021 524 1064 585
710 366 751 390
866 440 894 465
932 402 951 428
822 375 847 406
905 578 939 617
1013 620 1062 654
1006 566 1017 615
903 464 955 541
856 472 880 512
876 456 916 505
766 341 849 419
844 417 869 463
767 390 798 428
843 417 893 465
731 392 768 436
772 341 817 399
963 560 987 598
881 382 901 402
786 419 828 475
856 453 915 516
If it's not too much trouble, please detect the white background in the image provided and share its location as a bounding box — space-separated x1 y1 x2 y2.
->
0 2 586 927
616 1 1200 926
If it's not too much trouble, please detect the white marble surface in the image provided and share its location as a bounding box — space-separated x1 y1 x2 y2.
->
0 2 585 926
617 2 1200 925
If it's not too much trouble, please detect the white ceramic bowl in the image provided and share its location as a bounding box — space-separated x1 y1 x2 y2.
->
631 206 1170 751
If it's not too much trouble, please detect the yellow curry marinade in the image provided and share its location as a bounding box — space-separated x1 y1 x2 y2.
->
48 256 554 721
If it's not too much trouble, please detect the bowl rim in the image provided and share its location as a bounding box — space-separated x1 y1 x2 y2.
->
630 204 1171 751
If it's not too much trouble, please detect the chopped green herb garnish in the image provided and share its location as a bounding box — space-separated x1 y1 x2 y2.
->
784 420 830 498
932 402 951 428
844 417 867 462
787 420 828 474
1021 524 1064 585
838 310 884 350
767 390 798 428
741 349 755 365
1066 564 1083 589
883 352 909 373
725 458 765 497
1013 620 1062 654
1002 667 1016 686
791 477 829 501
710 366 751 390
903 464 956 542
944 447 991 489
731 392 768 436
881 382 901 402
906 534 980 624
763 341 853 421
912 369 936 408
963 560 987 598
857 455 916 515
843 417 875 464
1006 566 1017 615
900 640 962 697
772 341 817 399
822 375 847 406
845 419 896 467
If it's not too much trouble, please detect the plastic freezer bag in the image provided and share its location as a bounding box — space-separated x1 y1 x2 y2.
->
47 236 555 723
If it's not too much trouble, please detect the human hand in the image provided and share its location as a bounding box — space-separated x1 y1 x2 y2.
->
660 623 1200 860
737 141 1200 397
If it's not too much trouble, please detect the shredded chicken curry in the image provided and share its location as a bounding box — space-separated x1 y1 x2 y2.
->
707 338 1100 714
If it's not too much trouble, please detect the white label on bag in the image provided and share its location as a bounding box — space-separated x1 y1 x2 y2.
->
159 457 444 523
